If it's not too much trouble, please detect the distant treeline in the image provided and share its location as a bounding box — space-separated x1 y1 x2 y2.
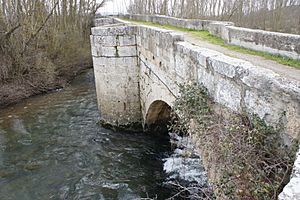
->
0 0 108 107
128 0 300 34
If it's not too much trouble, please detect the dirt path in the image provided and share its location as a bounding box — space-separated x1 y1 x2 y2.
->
185 34 300 82
121 19 300 82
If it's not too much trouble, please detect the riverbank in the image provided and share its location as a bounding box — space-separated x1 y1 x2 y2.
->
0 60 92 109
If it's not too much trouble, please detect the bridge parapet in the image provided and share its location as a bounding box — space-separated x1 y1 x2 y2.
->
119 14 300 60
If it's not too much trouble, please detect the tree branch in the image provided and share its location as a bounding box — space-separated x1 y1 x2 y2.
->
22 0 59 55
91 0 109 16
1 23 21 40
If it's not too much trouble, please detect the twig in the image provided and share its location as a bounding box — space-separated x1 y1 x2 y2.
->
167 182 213 200
2 23 21 40
22 0 59 55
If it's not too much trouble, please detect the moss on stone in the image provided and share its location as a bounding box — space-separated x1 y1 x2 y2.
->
99 119 143 133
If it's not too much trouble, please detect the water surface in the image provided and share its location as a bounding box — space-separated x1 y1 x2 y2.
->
0 70 171 200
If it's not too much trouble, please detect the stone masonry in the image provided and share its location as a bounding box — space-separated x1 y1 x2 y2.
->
91 18 300 199
91 25 141 129
121 14 300 60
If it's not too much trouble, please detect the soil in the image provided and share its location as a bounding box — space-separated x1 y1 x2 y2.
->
0 63 92 109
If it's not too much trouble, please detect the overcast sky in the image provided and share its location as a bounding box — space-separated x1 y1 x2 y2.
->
98 0 130 14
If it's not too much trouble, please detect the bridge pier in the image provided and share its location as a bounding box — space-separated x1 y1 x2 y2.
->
90 26 142 131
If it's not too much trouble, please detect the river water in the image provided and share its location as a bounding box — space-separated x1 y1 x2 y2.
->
0 69 209 200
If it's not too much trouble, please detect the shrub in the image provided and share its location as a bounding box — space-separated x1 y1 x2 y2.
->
169 83 298 199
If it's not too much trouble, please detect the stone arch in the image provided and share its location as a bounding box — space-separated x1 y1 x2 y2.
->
144 100 172 134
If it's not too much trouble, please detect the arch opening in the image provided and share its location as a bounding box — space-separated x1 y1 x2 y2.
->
145 100 172 134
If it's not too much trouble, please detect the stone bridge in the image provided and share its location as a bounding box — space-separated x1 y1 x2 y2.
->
90 16 300 198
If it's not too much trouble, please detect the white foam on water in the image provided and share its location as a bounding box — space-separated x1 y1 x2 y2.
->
163 133 208 186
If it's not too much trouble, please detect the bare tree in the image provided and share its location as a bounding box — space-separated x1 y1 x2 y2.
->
128 0 300 34
0 0 109 83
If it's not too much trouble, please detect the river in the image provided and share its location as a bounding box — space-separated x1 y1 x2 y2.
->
0 69 209 200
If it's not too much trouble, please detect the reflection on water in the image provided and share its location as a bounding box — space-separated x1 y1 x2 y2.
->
0 70 171 200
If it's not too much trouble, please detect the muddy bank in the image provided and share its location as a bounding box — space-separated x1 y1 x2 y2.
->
0 62 92 108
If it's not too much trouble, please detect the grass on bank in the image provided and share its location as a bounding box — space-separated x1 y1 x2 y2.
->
123 19 300 69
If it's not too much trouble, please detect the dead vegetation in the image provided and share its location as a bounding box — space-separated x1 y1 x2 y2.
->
169 83 298 199
128 0 300 34
0 0 109 107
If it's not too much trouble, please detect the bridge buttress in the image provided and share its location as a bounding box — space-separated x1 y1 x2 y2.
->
90 25 142 130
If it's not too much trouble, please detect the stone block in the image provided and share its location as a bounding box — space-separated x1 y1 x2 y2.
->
197 49 222 68
241 66 277 89
117 46 137 57
119 35 136 46
92 35 117 47
208 55 246 78
94 18 114 26
92 45 137 57
197 67 215 95
244 90 276 121
91 25 137 36
215 78 241 111
97 46 117 57
136 36 142 46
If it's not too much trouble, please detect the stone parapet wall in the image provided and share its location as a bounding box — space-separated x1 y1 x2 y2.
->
118 14 300 60
226 26 300 60
95 18 130 27
122 14 232 31
94 18 116 26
